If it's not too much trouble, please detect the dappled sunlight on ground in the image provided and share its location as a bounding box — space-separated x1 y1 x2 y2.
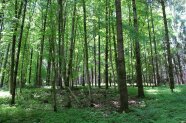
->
0 90 11 98
145 86 183 95
174 88 182 93
145 89 159 95
0 104 16 110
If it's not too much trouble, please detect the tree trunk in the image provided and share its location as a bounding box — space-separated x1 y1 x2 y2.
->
176 53 184 84
37 0 50 87
82 0 92 105
66 0 76 87
28 48 33 84
115 0 129 112
147 6 156 86
98 17 101 88
11 0 27 105
0 44 10 88
105 0 109 90
150 4 160 86
161 0 174 92
132 0 144 98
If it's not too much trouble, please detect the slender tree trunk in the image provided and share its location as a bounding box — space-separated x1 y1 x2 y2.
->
61 1 67 89
10 0 18 105
109 28 116 88
112 18 118 89
161 0 174 92
66 0 76 87
20 24 31 88
147 6 156 86
93 26 97 87
37 0 50 87
28 48 33 84
0 44 10 88
48 0 57 111
132 0 144 98
105 0 109 90
115 0 129 112
50 36 57 112
11 0 27 105
0 0 5 42
150 4 160 86
46 44 52 86
57 0 64 89
173 57 180 84
176 53 184 84
98 17 101 88
82 0 92 105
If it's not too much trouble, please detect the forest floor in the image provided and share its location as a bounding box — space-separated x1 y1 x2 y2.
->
0 85 186 123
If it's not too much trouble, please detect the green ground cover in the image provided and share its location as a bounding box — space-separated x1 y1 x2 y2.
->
0 85 186 123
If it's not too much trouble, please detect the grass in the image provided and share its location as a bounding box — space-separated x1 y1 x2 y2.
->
0 85 186 123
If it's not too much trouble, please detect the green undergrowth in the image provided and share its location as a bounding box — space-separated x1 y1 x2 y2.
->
0 85 186 123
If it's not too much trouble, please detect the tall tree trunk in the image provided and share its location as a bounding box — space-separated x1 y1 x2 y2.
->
82 0 92 105
115 0 129 112
37 0 50 87
49 0 57 112
61 1 68 89
150 4 160 86
176 53 184 84
0 44 10 88
161 0 174 92
20 24 30 89
57 0 64 89
112 18 118 89
105 0 109 90
93 24 97 87
14 0 28 93
173 57 180 84
0 0 5 42
46 44 52 86
132 0 144 98
66 0 76 87
28 48 33 84
147 6 156 86
98 17 101 88
127 1 134 86
11 0 27 105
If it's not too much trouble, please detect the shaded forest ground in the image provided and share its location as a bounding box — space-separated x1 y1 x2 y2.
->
0 85 186 123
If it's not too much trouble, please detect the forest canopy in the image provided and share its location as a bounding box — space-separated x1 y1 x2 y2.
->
0 0 186 122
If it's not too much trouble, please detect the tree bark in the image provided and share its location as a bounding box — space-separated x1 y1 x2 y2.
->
105 0 109 90
37 0 50 87
150 4 160 86
11 0 26 105
132 0 145 98
28 48 33 84
0 44 10 88
161 0 174 92
115 0 129 112
82 0 93 105
98 17 101 88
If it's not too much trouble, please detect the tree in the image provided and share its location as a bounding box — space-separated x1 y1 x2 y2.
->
115 0 129 112
10 0 25 105
132 0 145 98
160 0 174 92
37 0 50 87
82 0 93 105
105 0 109 90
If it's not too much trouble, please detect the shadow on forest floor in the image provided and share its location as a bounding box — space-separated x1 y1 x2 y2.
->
0 85 186 123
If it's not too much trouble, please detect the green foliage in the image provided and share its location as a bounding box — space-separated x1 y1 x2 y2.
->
0 86 186 123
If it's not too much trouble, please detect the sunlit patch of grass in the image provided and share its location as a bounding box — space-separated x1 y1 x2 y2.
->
0 90 11 98
0 85 186 123
145 89 159 95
